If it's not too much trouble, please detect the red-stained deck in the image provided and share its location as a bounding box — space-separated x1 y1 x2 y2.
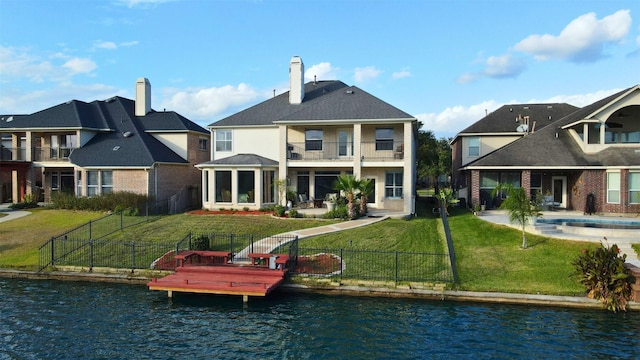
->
147 252 290 300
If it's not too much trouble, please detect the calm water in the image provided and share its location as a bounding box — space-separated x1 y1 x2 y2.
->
1 278 639 359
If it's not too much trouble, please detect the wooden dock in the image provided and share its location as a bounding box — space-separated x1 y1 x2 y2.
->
147 251 290 302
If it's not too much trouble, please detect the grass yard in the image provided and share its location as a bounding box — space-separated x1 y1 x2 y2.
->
0 202 599 296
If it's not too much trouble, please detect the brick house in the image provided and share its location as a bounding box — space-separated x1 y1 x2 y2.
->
452 84 640 215
0 78 210 213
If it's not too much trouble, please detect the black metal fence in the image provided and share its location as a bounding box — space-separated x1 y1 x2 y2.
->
292 247 453 283
38 210 162 271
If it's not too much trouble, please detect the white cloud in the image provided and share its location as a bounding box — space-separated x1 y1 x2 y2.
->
457 54 526 83
94 41 117 50
417 100 499 138
115 0 178 9
392 70 411 79
0 45 54 83
305 62 338 81
120 41 139 47
62 58 97 75
528 87 623 107
515 10 631 62
353 66 381 83
158 83 263 121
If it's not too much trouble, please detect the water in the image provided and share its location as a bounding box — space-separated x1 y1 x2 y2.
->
1 278 639 359
538 218 640 230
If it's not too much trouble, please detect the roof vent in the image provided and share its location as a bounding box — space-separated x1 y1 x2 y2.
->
123 131 133 138
5 116 13 122
346 90 354 94
113 146 120 151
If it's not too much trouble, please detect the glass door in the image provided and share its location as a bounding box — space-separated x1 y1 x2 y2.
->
338 129 352 158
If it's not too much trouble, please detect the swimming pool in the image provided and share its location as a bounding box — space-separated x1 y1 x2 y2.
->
537 218 640 238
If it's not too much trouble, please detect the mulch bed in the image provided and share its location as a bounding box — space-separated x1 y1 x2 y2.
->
294 253 342 275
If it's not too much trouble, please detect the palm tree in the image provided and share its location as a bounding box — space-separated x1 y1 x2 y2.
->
334 174 360 220
358 178 374 215
491 184 541 249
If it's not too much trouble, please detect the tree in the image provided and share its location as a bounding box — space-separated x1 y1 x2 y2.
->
416 129 452 188
358 178 374 215
491 184 541 249
334 174 360 220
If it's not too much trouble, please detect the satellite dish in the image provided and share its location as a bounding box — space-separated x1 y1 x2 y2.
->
516 124 528 132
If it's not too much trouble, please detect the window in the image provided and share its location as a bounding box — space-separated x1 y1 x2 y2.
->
215 130 232 152
468 137 480 157
530 173 542 198
215 171 232 202
237 171 255 203
305 129 323 151
77 171 82 196
375 128 394 151
101 171 113 195
87 171 99 196
385 171 403 198
607 172 620 204
199 137 208 151
629 172 640 204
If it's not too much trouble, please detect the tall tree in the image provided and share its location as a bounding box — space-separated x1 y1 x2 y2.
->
416 129 452 188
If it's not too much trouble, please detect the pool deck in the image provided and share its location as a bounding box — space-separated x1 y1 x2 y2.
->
478 209 640 267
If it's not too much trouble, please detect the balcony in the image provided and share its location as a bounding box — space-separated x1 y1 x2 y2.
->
287 141 404 161
34 147 74 161
0 147 27 161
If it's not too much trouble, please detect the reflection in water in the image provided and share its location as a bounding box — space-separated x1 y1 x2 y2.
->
1 278 639 359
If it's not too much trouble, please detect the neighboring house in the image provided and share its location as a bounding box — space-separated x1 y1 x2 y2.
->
197 56 418 214
452 84 640 215
0 78 210 213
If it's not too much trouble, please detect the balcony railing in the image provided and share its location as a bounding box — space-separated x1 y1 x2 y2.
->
0 146 75 162
287 141 404 161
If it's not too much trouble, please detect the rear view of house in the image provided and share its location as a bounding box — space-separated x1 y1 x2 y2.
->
452 85 640 215
197 56 418 214
0 78 210 213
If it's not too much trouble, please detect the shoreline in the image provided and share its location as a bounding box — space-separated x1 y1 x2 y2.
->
2 268 638 311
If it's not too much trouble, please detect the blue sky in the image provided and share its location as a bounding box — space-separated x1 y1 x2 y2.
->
1 0 638 138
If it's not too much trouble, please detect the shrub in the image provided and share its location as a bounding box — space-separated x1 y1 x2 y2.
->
9 193 39 209
288 209 299 218
193 235 210 250
573 239 633 312
273 205 286 217
50 191 147 213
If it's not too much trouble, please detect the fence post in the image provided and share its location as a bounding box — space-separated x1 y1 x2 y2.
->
340 248 343 280
50 237 55 268
89 240 94 271
131 242 136 273
395 251 399 284
120 210 124 231
89 220 92 240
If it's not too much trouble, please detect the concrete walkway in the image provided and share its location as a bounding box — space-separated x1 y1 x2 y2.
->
477 209 640 267
234 211 398 260
0 203 31 223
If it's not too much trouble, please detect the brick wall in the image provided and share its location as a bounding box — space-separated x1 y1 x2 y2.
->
113 169 148 195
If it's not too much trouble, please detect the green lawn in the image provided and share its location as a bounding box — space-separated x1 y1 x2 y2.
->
0 204 598 296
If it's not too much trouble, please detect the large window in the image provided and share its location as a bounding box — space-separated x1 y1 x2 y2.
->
215 170 232 202
87 171 99 196
607 172 620 204
215 130 232 152
101 171 113 195
385 171 403 198
305 129 323 151
375 128 394 151
468 137 480 157
530 173 542 198
203 170 209 202
237 171 255 203
629 172 640 204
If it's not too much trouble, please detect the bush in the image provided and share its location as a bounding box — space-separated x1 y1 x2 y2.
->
50 192 147 213
288 209 299 218
9 193 39 209
573 239 633 312
193 235 210 250
273 205 286 217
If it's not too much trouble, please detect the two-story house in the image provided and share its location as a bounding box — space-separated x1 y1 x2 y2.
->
452 84 640 214
0 78 210 213
197 57 418 214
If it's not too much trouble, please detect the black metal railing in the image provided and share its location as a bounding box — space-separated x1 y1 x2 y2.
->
38 210 162 271
286 141 404 161
291 247 453 283
439 200 458 284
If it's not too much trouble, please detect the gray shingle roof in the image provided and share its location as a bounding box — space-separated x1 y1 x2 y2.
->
467 86 640 168
2 96 209 168
198 154 278 167
457 103 579 135
210 81 415 127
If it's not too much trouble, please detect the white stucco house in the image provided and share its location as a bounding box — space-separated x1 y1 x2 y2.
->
197 56 418 214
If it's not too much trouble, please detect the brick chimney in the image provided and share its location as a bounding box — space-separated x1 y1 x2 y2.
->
135 77 151 116
289 56 304 105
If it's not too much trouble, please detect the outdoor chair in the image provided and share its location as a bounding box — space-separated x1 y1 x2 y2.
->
298 194 314 208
